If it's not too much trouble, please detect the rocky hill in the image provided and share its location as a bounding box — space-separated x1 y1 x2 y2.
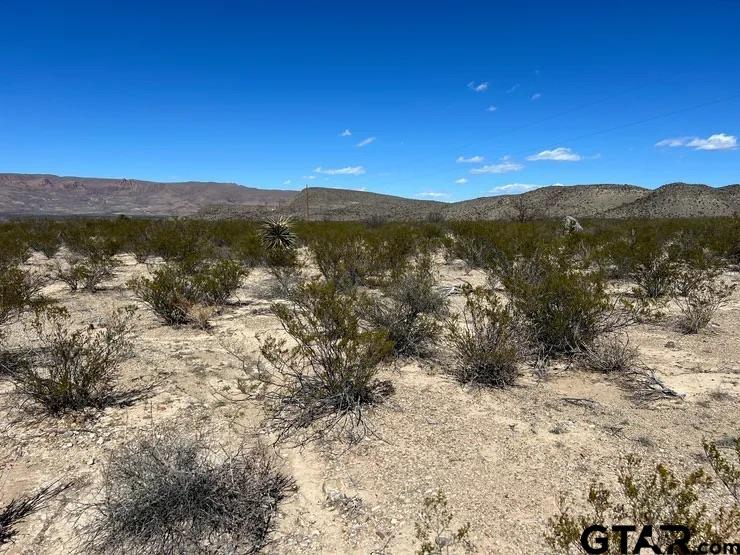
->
1 173 738 220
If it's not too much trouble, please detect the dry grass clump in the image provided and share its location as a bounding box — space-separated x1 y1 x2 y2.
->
11 307 139 413
0 482 72 546
446 285 524 388
674 279 735 334
237 279 393 444
579 333 640 374
80 426 295 554
366 255 448 358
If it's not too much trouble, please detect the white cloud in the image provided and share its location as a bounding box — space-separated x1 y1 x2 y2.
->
356 136 376 147
314 166 366 176
456 155 484 163
417 191 451 198
656 133 737 151
470 161 523 174
455 178 468 185
526 147 582 162
486 105 498 112
506 83 520 93
339 129 352 137
302 175 316 180
488 182 563 195
467 81 489 93
531 93 542 101
282 179 291 185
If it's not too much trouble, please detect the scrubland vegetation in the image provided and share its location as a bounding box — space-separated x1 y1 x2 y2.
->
0 214 739 552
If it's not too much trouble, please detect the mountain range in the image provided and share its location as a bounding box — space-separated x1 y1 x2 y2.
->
1 173 738 220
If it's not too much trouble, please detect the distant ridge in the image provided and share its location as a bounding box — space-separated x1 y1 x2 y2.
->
1 173 738 220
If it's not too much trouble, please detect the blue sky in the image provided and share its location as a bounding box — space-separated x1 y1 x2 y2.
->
1 0 739 201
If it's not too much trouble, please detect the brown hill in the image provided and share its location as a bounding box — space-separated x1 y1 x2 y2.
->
2 173 738 220
0 173 296 216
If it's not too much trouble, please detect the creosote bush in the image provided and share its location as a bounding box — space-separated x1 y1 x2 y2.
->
55 253 118 292
446 285 523 388
0 482 72 546
238 279 393 444
415 490 472 555
546 445 740 554
674 279 735 334
12 306 137 413
129 259 246 326
503 256 635 355
366 255 448 357
80 426 295 554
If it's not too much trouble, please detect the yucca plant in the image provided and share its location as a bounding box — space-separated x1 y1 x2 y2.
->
259 216 297 251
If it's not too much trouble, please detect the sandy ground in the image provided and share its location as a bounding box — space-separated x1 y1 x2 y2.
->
1 252 738 554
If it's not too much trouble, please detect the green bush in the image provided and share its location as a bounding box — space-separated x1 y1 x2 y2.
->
446 285 523 387
546 444 740 554
130 259 246 325
366 255 448 357
12 307 137 413
503 256 634 355
55 253 118 292
238 279 393 444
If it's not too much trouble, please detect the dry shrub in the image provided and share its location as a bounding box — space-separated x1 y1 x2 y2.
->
546 444 740 554
579 333 640 374
674 279 735 334
80 426 295 554
366 255 448 357
237 279 393 444
0 265 47 341
55 253 118 292
12 306 140 413
0 482 72 546
446 285 523 388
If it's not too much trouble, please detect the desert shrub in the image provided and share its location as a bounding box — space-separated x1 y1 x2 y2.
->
503 256 634 355
238 279 393 444
0 482 72 546
415 490 472 555
12 307 136 413
366 255 448 357
55 253 118 292
80 426 295 554
546 446 740 554
579 333 639 373
674 279 735 333
306 227 374 289
446 285 523 387
630 240 679 299
704 438 739 504
0 266 46 332
130 259 246 325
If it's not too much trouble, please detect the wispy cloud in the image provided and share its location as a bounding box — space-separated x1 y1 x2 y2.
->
417 191 451 198
455 178 468 185
302 175 316 180
527 147 582 162
339 129 352 137
656 133 737 151
470 161 523 174
282 179 291 185
531 92 542 101
314 165 366 176
456 155 484 164
488 182 563 195
486 105 498 112
356 136 376 148
506 83 520 93
467 81 489 93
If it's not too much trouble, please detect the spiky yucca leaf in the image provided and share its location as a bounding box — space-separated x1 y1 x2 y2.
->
259 217 297 251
